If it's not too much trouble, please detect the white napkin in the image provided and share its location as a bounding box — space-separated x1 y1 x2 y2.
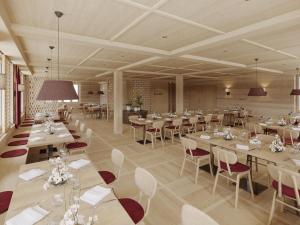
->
292 127 300 131
214 132 225 136
31 130 42 134
69 159 90 170
200 135 211 140
33 124 42 128
6 205 49 225
236 144 250 151
19 169 46 181
292 159 300 166
29 136 44 142
145 120 153 123
58 133 71 138
80 185 111 206
55 127 65 131
165 118 172 121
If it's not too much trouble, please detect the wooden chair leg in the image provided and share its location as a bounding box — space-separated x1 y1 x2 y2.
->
180 157 186 176
212 169 220 195
268 191 277 225
235 175 241 208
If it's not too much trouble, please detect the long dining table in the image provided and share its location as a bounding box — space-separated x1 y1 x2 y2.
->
4 154 135 225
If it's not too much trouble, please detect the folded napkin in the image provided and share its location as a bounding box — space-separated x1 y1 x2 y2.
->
6 205 49 225
19 169 46 181
214 132 225 136
31 130 42 134
55 127 65 131
258 123 267 126
58 133 71 138
200 135 211 140
145 120 153 123
29 136 44 142
292 127 300 131
292 159 300 166
236 144 250 151
165 118 172 121
80 185 111 206
69 159 90 170
33 124 42 128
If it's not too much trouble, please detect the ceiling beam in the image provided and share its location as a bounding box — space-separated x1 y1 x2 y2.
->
171 9 300 55
11 23 171 56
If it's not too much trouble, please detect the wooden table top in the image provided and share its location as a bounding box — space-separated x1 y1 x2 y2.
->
5 154 134 225
187 131 300 171
27 122 75 148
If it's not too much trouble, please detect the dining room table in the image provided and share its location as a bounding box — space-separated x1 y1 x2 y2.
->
27 122 75 159
4 153 135 225
187 129 300 194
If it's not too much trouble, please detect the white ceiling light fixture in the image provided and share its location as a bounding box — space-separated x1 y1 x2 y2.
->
37 11 78 101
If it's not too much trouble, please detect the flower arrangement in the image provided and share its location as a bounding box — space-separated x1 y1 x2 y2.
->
43 157 73 190
61 199 98 225
277 118 287 126
45 120 55 134
269 135 285 153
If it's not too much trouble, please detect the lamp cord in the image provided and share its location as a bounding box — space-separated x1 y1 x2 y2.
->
57 15 60 80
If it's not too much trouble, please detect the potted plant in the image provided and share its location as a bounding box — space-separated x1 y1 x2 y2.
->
134 95 143 111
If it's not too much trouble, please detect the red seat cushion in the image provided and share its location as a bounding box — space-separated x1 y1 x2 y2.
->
0 191 13 214
165 125 176 129
272 180 300 198
69 129 76 133
197 121 206 124
72 135 81 139
20 124 33 127
211 119 219 122
147 128 160 132
265 128 277 134
250 132 256 137
1 149 27 158
284 137 297 145
13 133 30 138
119 198 144 224
220 161 250 173
186 148 209 157
66 142 87 149
98 171 116 184
8 140 28 146
183 123 192 127
132 123 143 127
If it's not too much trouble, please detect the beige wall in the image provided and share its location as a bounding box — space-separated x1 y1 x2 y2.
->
151 81 169 113
80 82 100 104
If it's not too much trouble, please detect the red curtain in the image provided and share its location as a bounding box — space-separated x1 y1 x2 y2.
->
14 65 21 128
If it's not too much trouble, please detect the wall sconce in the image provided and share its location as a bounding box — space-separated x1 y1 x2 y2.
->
225 88 230 96
88 91 94 95
0 73 6 90
18 84 25 92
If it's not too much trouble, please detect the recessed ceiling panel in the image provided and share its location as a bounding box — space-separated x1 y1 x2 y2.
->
92 48 150 62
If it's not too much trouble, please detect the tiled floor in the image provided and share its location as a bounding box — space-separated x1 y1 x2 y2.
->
0 114 300 225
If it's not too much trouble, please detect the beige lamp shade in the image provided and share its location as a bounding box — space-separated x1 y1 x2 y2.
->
0 75 6 90
18 84 25 92
36 80 79 101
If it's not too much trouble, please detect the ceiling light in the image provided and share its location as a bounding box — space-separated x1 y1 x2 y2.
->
162 35 168 39
37 11 78 101
248 58 267 96
290 68 300 95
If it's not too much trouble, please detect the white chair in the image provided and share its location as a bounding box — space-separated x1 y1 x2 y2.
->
180 137 212 184
129 115 143 141
79 123 86 136
68 119 80 134
181 204 219 225
144 120 164 149
211 114 224 127
212 147 254 208
233 110 248 128
277 128 299 146
267 164 300 225
119 167 157 224
66 128 92 154
164 118 182 143
183 116 198 134
98 149 125 185
197 114 212 131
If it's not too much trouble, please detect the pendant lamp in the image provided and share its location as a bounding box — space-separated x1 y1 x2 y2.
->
37 11 78 101
248 58 267 96
290 68 300 95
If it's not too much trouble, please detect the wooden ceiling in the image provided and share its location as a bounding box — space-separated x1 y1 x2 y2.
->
1 0 300 82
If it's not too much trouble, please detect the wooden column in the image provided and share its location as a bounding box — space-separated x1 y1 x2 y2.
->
113 71 123 134
176 75 184 113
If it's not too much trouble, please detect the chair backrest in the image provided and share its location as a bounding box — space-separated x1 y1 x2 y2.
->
74 120 80 129
128 115 139 124
67 114 72 123
152 120 164 129
268 164 300 205
189 116 198 124
135 167 157 216
217 114 224 121
256 134 275 144
172 118 183 127
85 128 92 146
181 204 219 225
69 107 73 114
181 137 197 156
111 149 125 179
204 114 212 123
80 123 86 133
213 147 238 175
